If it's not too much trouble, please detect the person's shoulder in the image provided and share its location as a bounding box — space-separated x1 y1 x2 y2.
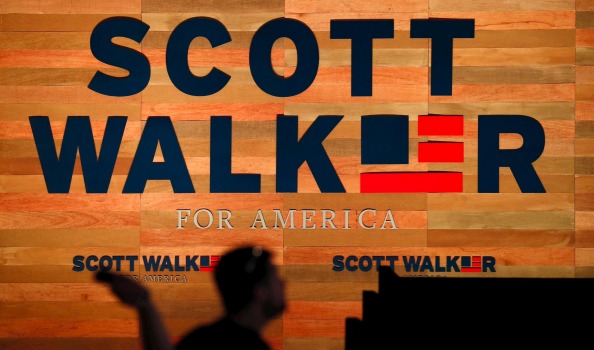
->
175 318 237 349
175 317 269 350
175 322 214 350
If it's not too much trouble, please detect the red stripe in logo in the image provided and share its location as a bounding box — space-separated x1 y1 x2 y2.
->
418 115 463 136
418 142 464 162
360 172 463 193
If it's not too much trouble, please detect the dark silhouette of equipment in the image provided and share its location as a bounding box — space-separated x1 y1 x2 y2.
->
345 266 594 349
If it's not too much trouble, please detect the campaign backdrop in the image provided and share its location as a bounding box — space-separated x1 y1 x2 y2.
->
1 0 593 349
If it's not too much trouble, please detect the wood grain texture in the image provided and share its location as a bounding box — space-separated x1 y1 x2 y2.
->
286 0 427 13
142 0 284 13
576 230 594 248
429 0 575 11
0 301 138 319
429 211 574 230
1 0 141 14
430 11 575 30
578 0 594 11
0 103 141 122
428 229 574 248
0 14 140 32
0 319 139 337
143 13 283 32
0 338 141 350
284 338 343 350
0 2 590 350
577 3 594 276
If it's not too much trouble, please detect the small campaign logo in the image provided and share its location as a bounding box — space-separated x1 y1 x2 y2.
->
461 256 483 272
199 255 220 272
72 254 221 272
361 115 464 193
332 255 496 273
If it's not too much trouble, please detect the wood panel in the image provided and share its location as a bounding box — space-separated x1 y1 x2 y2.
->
577 0 594 280
0 1 590 350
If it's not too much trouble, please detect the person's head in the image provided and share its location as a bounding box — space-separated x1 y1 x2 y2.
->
214 246 285 319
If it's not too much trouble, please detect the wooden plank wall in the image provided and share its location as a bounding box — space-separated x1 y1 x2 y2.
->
0 0 590 349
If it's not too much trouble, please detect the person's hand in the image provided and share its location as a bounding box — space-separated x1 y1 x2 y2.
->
95 271 150 307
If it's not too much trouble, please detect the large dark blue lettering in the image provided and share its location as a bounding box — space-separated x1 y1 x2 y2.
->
277 115 345 193
250 18 319 97
346 256 358 272
72 256 84 272
29 116 126 193
330 20 394 96
86 255 99 272
361 115 409 164
123 117 194 193
478 115 545 193
167 17 231 96
483 256 496 272
88 17 150 96
143 256 161 271
210 116 261 192
332 255 345 272
410 19 475 96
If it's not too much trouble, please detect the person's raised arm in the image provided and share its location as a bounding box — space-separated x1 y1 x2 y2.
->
96 271 174 350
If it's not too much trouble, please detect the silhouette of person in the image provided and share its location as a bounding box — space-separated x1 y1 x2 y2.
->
96 246 286 350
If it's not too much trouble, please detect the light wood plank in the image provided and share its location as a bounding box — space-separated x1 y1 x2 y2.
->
0 50 131 68
0 68 121 86
577 47 594 65
142 102 283 121
284 229 427 247
577 66 594 83
430 11 575 30
451 48 574 66
0 319 138 337
2 0 141 14
141 85 282 103
286 13 428 31
576 211 594 230
452 66 575 84
0 338 141 350
428 193 574 211
0 301 137 319
576 230 594 248
141 229 283 247
577 175 594 192
0 86 140 104
577 28 594 46
0 14 139 31
429 102 574 120
428 211 574 230
429 84 574 103
285 338 343 350
0 229 139 247
286 84 428 103
142 0 284 13
0 33 96 50
283 319 345 338
576 248 594 265
0 103 141 122
430 0 575 11
428 229 574 248
0 211 140 229
0 193 140 211
286 0 427 13
577 192 594 212
143 13 283 32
